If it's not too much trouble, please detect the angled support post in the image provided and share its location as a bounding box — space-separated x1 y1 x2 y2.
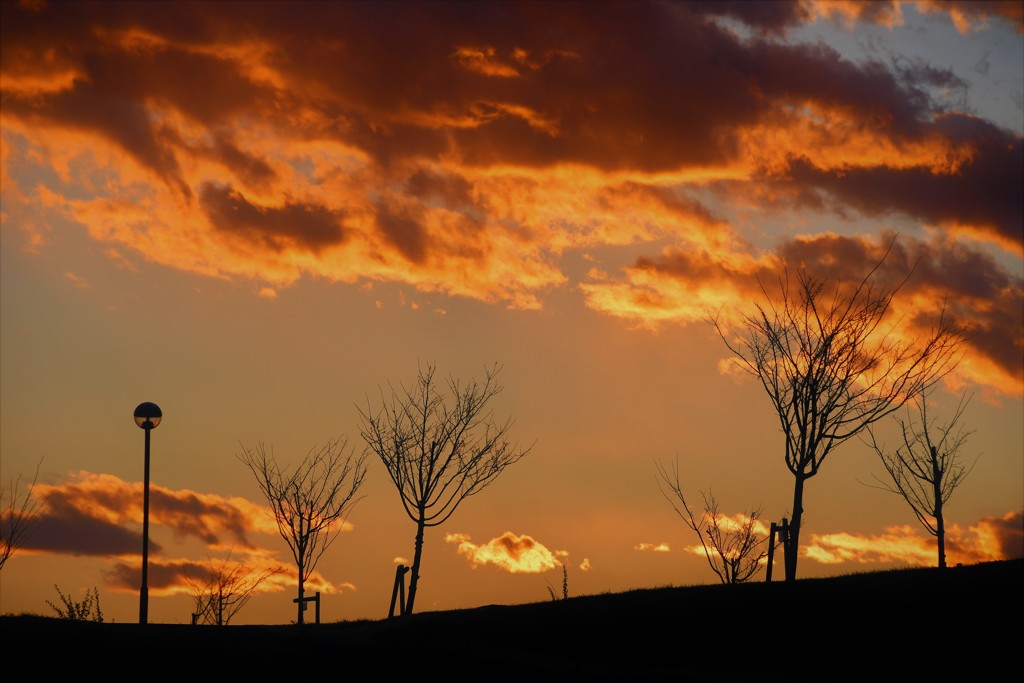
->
389 565 410 618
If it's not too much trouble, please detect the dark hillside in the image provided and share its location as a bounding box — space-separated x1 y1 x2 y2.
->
3 559 1020 681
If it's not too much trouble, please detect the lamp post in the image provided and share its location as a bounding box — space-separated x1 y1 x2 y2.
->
134 401 162 625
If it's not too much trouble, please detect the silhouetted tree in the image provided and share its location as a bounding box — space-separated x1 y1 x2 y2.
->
238 437 367 624
187 549 286 625
358 362 532 615
1 459 43 571
864 388 978 569
711 240 964 582
656 458 767 584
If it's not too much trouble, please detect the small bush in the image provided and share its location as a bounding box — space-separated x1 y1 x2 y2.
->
46 585 103 622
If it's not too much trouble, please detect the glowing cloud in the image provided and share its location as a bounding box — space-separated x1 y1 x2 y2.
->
102 556 351 598
22 471 285 557
1 1 1018 344
677 512 772 558
635 542 672 552
446 531 562 573
802 511 1024 566
584 232 1023 399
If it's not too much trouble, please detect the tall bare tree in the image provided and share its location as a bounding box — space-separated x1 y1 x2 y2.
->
1 459 43 571
238 437 367 624
711 243 964 582
358 362 532 615
187 549 286 625
864 389 978 569
656 458 767 584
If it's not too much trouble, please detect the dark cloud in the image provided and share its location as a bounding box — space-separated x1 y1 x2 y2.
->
630 232 1023 385
1 0 1019 323
945 511 1024 562
780 234 1024 384
632 248 754 287
5 84 191 198
608 182 726 228
0 7 275 195
20 474 274 559
931 1 1024 33
785 117 1024 251
150 488 255 548
375 201 429 264
405 169 475 209
17 508 152 557
3 1 1017 224
105 558 207 591
0 0 951 173
990 511 1024 559
210 137 278 189
200 183 345 253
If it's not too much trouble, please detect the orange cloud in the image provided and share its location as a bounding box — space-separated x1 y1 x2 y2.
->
583 232 1023 399
452 46 521 78
19 471 364 599
1 2 1019 367
635 542 672 552
802 511 1024 566
102 555 352 598
810 0 906 30
446 531 562 573
24 471 284 557
675 513 772 559
914 0 1024 34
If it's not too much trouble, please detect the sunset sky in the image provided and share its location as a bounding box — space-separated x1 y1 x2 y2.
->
2 0 1021 626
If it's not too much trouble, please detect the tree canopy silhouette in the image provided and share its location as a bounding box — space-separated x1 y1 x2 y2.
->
358 362 532 615
238 437 367 624
864 388 979 568
656 457 767 584
1 458 43 571
186 549 286 625
711 239 965 582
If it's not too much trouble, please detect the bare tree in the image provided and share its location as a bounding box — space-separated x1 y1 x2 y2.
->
1 459 43 571
656 458 767 584
238 437 367 624
711 242 964 582
864 388 978 569
358 362 532 615
187 549 286 625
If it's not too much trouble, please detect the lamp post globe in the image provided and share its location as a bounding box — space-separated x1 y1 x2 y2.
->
134 402 161 624
134 402 162 429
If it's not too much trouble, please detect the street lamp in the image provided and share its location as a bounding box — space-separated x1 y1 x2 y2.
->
134 401 161 625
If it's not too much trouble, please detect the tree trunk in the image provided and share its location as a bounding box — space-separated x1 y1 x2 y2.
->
296 559 305 625
932 446 946 569
785 473 807 583
405 518 427 615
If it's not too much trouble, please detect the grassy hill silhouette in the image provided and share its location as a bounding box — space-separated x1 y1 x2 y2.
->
3 559 1020 680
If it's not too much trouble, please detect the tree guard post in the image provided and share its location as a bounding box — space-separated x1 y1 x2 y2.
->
292 592 321 624
766 518 789 583
389 565 410 618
